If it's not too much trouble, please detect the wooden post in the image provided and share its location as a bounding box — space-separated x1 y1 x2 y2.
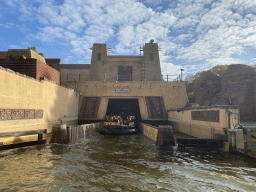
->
38 133 43 141
67 126 71 143
51 124 68 144
228 129 236 152
156 125 175 146
246 128 252 152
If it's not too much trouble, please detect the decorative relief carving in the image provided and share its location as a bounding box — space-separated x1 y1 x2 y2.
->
12 109 25 120
0 109 6 120
5 109 12 120
35 110 44 119
191 110 219 122
0 109 43 120
79 97 101 119
25 110 35 119
145 96 167 119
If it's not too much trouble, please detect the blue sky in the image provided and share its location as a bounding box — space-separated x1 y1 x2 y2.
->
1 0 256 78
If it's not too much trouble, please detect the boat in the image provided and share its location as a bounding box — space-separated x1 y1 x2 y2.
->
99 114 138 135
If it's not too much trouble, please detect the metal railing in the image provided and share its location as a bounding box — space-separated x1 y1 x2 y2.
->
64 74 183 82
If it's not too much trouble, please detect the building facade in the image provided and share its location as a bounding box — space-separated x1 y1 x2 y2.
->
0 49 61 84
61 42 188 124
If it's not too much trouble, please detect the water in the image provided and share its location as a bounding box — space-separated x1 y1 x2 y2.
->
0 133 256 192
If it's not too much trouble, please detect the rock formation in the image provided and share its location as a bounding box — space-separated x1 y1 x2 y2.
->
191 64 256 122
194 70 221 106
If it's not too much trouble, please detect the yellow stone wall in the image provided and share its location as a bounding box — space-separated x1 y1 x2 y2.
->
168 107 239 138
89 43 162 82
0 49 46 63
0 67 80 144
140 123 158 141
61 67 90 83
66 81 188 120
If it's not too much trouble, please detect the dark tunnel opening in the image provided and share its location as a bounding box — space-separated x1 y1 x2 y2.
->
106 99 141 125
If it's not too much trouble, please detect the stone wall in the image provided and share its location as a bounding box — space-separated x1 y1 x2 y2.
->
0 49 46 63
89 43 162 82
36 60 60 84
0 66 79 144
66 81 188 121
0 58 60 84
168 106 239 138
60 64 90 83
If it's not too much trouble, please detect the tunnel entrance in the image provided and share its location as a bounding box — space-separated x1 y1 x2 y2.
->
106 99 141 124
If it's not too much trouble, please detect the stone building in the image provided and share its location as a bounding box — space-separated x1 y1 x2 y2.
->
61 41 188 124
0 49 61 84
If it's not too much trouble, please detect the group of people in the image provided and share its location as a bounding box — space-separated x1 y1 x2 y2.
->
105 113 135 124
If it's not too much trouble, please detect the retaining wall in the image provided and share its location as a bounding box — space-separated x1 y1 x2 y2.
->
0 66 79 145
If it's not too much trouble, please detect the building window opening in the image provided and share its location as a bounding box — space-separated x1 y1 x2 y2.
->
97 53 101 61
150 53 154 61
118 65 132 81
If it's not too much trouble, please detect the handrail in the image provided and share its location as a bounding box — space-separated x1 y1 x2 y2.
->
65 74 182 82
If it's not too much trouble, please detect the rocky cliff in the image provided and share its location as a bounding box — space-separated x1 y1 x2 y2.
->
190 64 256 122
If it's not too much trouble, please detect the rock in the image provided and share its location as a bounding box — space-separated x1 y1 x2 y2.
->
212 64 256 121
194 71 221 106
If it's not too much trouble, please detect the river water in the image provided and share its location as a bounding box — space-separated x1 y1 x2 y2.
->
0 133 256 192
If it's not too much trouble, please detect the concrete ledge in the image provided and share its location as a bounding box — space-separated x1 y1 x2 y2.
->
168 105 239 112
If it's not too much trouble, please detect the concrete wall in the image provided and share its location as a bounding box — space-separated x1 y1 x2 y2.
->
89 43 162 82
140 123 158 141
0 66 79 144
0 49 46 63
66 81 188 121
168 106 239 138
60 64 90 83
0 58 60 84
36 60 60 84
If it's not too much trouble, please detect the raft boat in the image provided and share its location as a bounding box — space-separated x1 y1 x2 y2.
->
99 115 138 135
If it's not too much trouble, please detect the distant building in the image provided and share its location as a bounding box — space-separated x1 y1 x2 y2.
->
61 43 162 83
0 49 61 84
61 42 188 124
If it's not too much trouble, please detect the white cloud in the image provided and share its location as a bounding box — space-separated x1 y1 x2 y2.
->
36 26 77 41
3 0 256 76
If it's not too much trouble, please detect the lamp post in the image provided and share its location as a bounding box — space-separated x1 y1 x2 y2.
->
180 68 185 81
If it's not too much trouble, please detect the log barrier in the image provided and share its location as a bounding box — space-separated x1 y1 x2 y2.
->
140 123 175 146
51 123 101 144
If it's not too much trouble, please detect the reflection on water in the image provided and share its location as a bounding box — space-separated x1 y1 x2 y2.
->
0 133 256 192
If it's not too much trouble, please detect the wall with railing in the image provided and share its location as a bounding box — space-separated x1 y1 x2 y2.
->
63 74 182 82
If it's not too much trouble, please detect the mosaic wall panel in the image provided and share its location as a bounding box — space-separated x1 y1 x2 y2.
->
145 96 167 119
12 109 25 120
0 109 6 120
35 110 44 119
5 109 12 120
191 110 219 122
79 97 101 119
25 110 35 119
0 109 43 120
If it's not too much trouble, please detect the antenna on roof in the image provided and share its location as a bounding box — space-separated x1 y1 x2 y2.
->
107 47 113 52
140 45 145 56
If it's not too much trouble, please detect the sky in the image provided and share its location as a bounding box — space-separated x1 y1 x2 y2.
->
1 0 256 79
